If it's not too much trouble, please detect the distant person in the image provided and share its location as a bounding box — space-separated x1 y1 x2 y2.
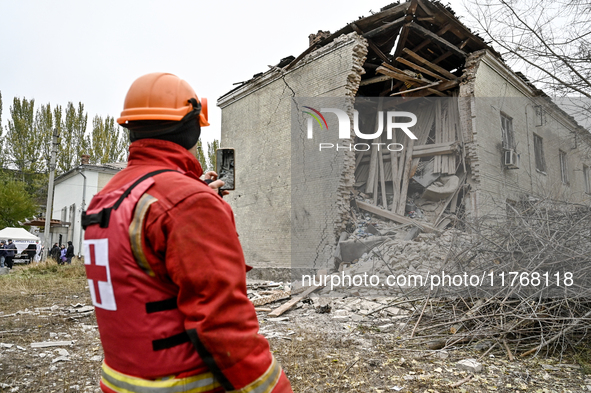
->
26 244 36 263
50 243 60 262
5 239 17 269
60 244 67 265
35 242 42 262
0 240 6 268
66 241 74 264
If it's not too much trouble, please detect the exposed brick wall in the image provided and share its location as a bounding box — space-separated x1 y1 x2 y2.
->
218 33 367 274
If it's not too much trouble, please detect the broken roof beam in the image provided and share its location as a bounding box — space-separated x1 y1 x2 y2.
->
395 56 451 81
377 64 431 85
356 200 439 233
351 23 391 64
401 48 457 80
359 74 395 86
410 23 453 54
406 22 467 58
393 24 411 59
355 2 411 31
389 81 441 96
412 142 461 158
362 16 406 39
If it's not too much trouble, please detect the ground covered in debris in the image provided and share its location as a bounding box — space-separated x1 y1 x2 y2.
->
1 261 590 393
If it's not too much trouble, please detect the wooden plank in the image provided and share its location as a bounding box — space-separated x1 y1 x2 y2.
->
251 291 291 306
417 16 435 22
351 23 390 64
393 24 411 59
359 75 394 86
378 148 387 208
366 140 379 193
355 151 366 167
416 0 435 16
389 81 441 96
426 88 448 97
407 22 467 58
410 23 452 54
414 142 460 151
401 48 457 80
442 101 449 174
268 285 321 317
357 200 438 233
412 144 460 158
434 79 459 91
397 140 415 215
390 137 400 213
363 16 406 39
376 66 428 85
395 57 450 81
459 37 471 50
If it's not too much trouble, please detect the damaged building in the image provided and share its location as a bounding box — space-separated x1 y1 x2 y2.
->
217 0 591 276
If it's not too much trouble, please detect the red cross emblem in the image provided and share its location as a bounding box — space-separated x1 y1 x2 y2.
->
84 239 116 310
86 244 108 304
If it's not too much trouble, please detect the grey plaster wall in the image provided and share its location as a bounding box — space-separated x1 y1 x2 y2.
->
218 33 367 273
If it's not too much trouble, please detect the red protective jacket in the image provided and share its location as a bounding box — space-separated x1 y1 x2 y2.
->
85 139 292 393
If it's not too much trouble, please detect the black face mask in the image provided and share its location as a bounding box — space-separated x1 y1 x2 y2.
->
125 105 202 150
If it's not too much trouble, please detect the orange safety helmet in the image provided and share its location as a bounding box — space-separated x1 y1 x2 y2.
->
117 72 209 127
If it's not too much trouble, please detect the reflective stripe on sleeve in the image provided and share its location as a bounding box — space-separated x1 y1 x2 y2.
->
227 356 282 393
129 193 158 277
101 362 221 393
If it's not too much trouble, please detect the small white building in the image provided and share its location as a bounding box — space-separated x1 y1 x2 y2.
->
51 161 125 256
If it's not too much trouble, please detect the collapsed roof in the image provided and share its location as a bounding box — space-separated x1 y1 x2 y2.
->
288 0 498 98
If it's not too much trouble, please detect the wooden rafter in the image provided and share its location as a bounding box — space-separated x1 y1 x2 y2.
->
396 56 451 81
377 65 430 85
389 81 441 96
402 48 457 80
359 74 394 86
363 16 406 39
411 23 452 54
407 22 467 58
351 23 391 64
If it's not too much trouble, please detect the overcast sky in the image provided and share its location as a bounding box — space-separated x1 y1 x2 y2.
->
0 0 467 148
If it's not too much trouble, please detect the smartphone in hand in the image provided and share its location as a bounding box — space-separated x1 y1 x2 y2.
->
216 148 235 191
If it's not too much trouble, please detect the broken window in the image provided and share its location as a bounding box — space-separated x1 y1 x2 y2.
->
559 150 569 185
501 113 515 150
533 134 546 173
584 164 590 194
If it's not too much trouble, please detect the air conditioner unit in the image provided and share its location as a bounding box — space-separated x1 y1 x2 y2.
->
504 149 520 169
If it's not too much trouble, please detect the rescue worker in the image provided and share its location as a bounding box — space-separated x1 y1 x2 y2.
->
82 73 292 393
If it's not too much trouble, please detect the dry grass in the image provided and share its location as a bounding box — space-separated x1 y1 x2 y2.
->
0 258 88 314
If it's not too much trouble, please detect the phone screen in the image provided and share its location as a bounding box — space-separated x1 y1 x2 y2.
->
216 148 235 190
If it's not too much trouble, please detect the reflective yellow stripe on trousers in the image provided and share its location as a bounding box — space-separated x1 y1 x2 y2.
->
101 362 221 393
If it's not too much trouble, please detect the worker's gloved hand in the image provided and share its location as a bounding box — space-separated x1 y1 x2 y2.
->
202 171 229 197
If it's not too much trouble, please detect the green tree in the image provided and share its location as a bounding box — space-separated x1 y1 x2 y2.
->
35 104 54 173
0 174 38 228
58 102 87 174
207 139 219 172
87 115 128 164
195 140 207 171
5 97 43 176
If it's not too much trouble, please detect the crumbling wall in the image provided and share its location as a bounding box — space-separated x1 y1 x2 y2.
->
218 33 368 276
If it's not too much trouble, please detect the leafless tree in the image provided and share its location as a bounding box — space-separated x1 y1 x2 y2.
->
463 0 591 122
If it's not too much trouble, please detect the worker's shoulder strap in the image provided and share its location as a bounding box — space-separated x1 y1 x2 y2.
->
81 169 176 230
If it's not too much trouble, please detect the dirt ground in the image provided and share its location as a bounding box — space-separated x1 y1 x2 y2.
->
1 261 590 393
